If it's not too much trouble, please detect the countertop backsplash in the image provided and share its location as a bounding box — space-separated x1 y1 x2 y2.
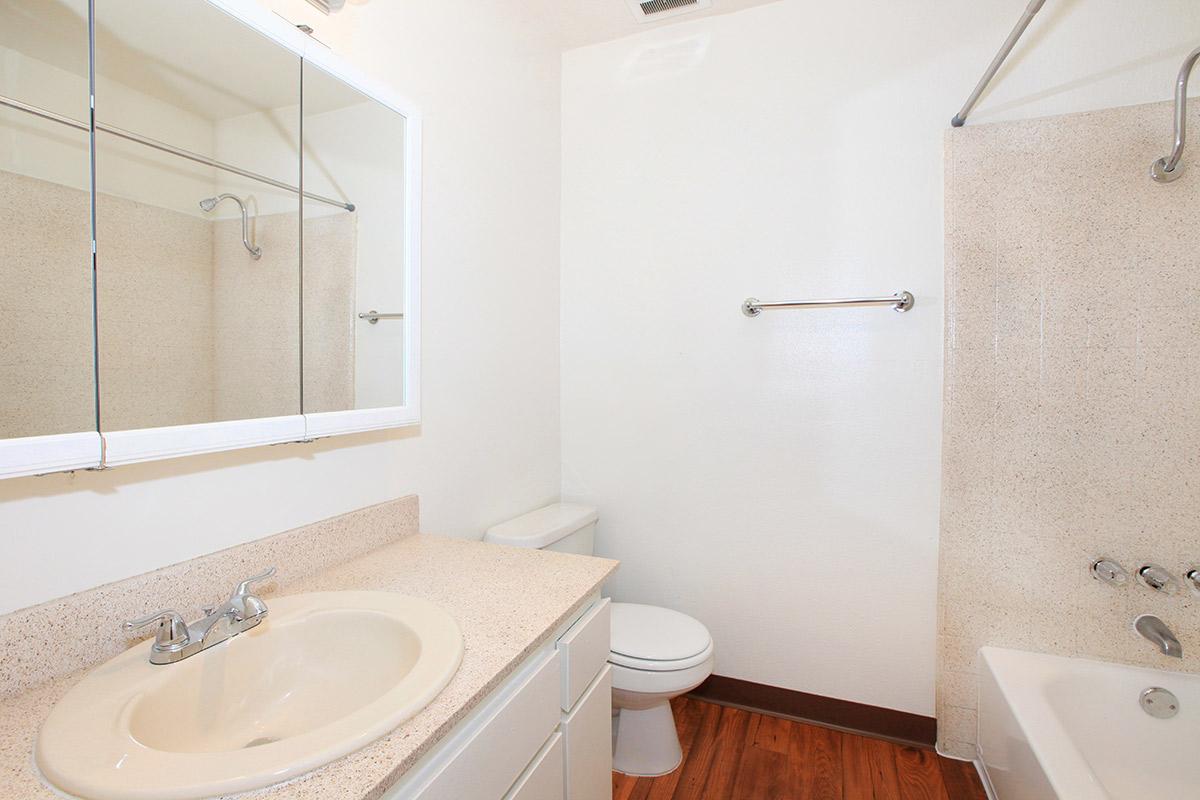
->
0 495 418 697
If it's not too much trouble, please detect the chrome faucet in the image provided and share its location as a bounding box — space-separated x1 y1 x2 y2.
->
124 568 276 665
1134 614 1183 658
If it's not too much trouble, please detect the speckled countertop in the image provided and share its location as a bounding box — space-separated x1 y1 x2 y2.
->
0 534 618 800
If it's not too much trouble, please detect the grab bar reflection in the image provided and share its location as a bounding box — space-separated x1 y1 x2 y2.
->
742 292 914 317
358 310 405 324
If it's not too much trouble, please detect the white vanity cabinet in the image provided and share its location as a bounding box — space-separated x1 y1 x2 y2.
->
505 734 565 800
384 596 611 800
554 599 613 800
559 667 613 800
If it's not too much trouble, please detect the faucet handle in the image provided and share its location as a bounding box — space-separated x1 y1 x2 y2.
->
124 610 190 649
1091 558 1129 586
226 567 276 620
230 566 276 600
1137 564 1180 595
1185 568 1200 595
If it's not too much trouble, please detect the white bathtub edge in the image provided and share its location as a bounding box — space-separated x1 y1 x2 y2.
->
975 756 999 800
933 743 997 800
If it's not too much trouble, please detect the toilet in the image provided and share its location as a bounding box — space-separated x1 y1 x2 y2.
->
484 503 714 777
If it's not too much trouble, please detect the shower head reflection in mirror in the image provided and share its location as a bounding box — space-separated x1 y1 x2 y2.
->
199 193 262 260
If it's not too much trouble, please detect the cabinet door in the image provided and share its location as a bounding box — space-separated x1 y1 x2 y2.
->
0 0 101 477
300 60 408 417
93 0 302 435
557 598 610 712
560 666 613 800
505 733 564 800
393 652 560 800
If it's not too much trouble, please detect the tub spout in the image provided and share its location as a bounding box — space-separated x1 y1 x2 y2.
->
1135 614 1183 658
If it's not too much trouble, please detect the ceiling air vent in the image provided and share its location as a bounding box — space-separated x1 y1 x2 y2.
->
625 0 712 23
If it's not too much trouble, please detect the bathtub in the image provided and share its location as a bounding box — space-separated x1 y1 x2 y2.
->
977 646 1200 799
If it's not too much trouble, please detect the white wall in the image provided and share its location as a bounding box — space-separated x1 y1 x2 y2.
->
0 44 216 209
0 0 563 615
560 0 1200 715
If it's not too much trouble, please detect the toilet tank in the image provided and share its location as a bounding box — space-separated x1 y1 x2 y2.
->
484 503 599 555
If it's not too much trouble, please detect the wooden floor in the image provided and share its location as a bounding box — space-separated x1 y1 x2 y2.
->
611 697 988 800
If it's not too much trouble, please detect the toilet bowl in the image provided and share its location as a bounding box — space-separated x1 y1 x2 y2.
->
608 602 714 776
483 503 715 778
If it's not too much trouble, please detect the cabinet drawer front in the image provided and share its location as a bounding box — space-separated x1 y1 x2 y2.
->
561 666 613 800
505 733 564 800
557 598 610 711
402 653 560 800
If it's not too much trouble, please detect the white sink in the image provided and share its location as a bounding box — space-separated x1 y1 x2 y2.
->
36 591 463 800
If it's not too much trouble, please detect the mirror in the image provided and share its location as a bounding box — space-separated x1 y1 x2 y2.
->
302 61 408 414
0 0 419 478
93 0 302 429
0 0 96 441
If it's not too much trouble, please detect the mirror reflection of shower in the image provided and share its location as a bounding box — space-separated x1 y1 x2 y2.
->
199 193 262 260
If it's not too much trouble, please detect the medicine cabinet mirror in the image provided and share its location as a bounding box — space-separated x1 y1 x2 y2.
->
0 0 421 479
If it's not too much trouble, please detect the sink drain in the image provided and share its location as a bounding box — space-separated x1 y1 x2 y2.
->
243 736 280 748
1139 687 1179 719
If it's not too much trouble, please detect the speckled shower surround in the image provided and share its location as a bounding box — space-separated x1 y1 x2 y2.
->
938 99 1200 757
0 170 357 437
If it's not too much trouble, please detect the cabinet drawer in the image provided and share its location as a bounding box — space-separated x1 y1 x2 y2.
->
561 666 613 800
399 652 560 800
557 598 610 711
504 733 564 800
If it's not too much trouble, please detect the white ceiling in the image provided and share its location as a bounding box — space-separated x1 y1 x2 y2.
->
512 0 782 51
3 0 782 123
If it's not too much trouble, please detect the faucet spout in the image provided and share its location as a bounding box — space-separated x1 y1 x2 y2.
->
199 608 237 647
123 567 276 665
1135 614 1183 658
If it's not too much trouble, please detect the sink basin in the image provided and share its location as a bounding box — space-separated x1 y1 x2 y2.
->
36 591 463 800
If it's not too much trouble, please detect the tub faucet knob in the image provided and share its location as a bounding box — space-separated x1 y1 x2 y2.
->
1185 568 1200 595
1137 564 1179 595
1091 558 1129 586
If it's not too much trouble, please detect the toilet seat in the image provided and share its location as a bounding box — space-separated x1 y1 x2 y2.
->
608 602 713 672
610 654 715 695
608 640 715 672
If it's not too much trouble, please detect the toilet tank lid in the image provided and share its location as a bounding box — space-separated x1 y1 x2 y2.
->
484 503 599 549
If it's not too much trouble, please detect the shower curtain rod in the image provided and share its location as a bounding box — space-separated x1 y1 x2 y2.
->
0 93 356 212
1151 45 1200 183
951 0 1046 127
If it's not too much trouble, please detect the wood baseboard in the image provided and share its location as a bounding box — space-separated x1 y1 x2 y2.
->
688 674 936 748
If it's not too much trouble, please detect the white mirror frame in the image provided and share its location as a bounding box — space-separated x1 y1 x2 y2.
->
0 0 420 480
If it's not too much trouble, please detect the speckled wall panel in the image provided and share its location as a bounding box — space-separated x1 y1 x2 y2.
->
4 177 356 434
0 171 97 438
302 212 357 414
212 210 302 421
96 191 216 430
0 495 418 697
939 100 1200 758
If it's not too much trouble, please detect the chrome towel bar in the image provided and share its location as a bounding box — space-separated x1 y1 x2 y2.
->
742 292 914 317
358 310 405 324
